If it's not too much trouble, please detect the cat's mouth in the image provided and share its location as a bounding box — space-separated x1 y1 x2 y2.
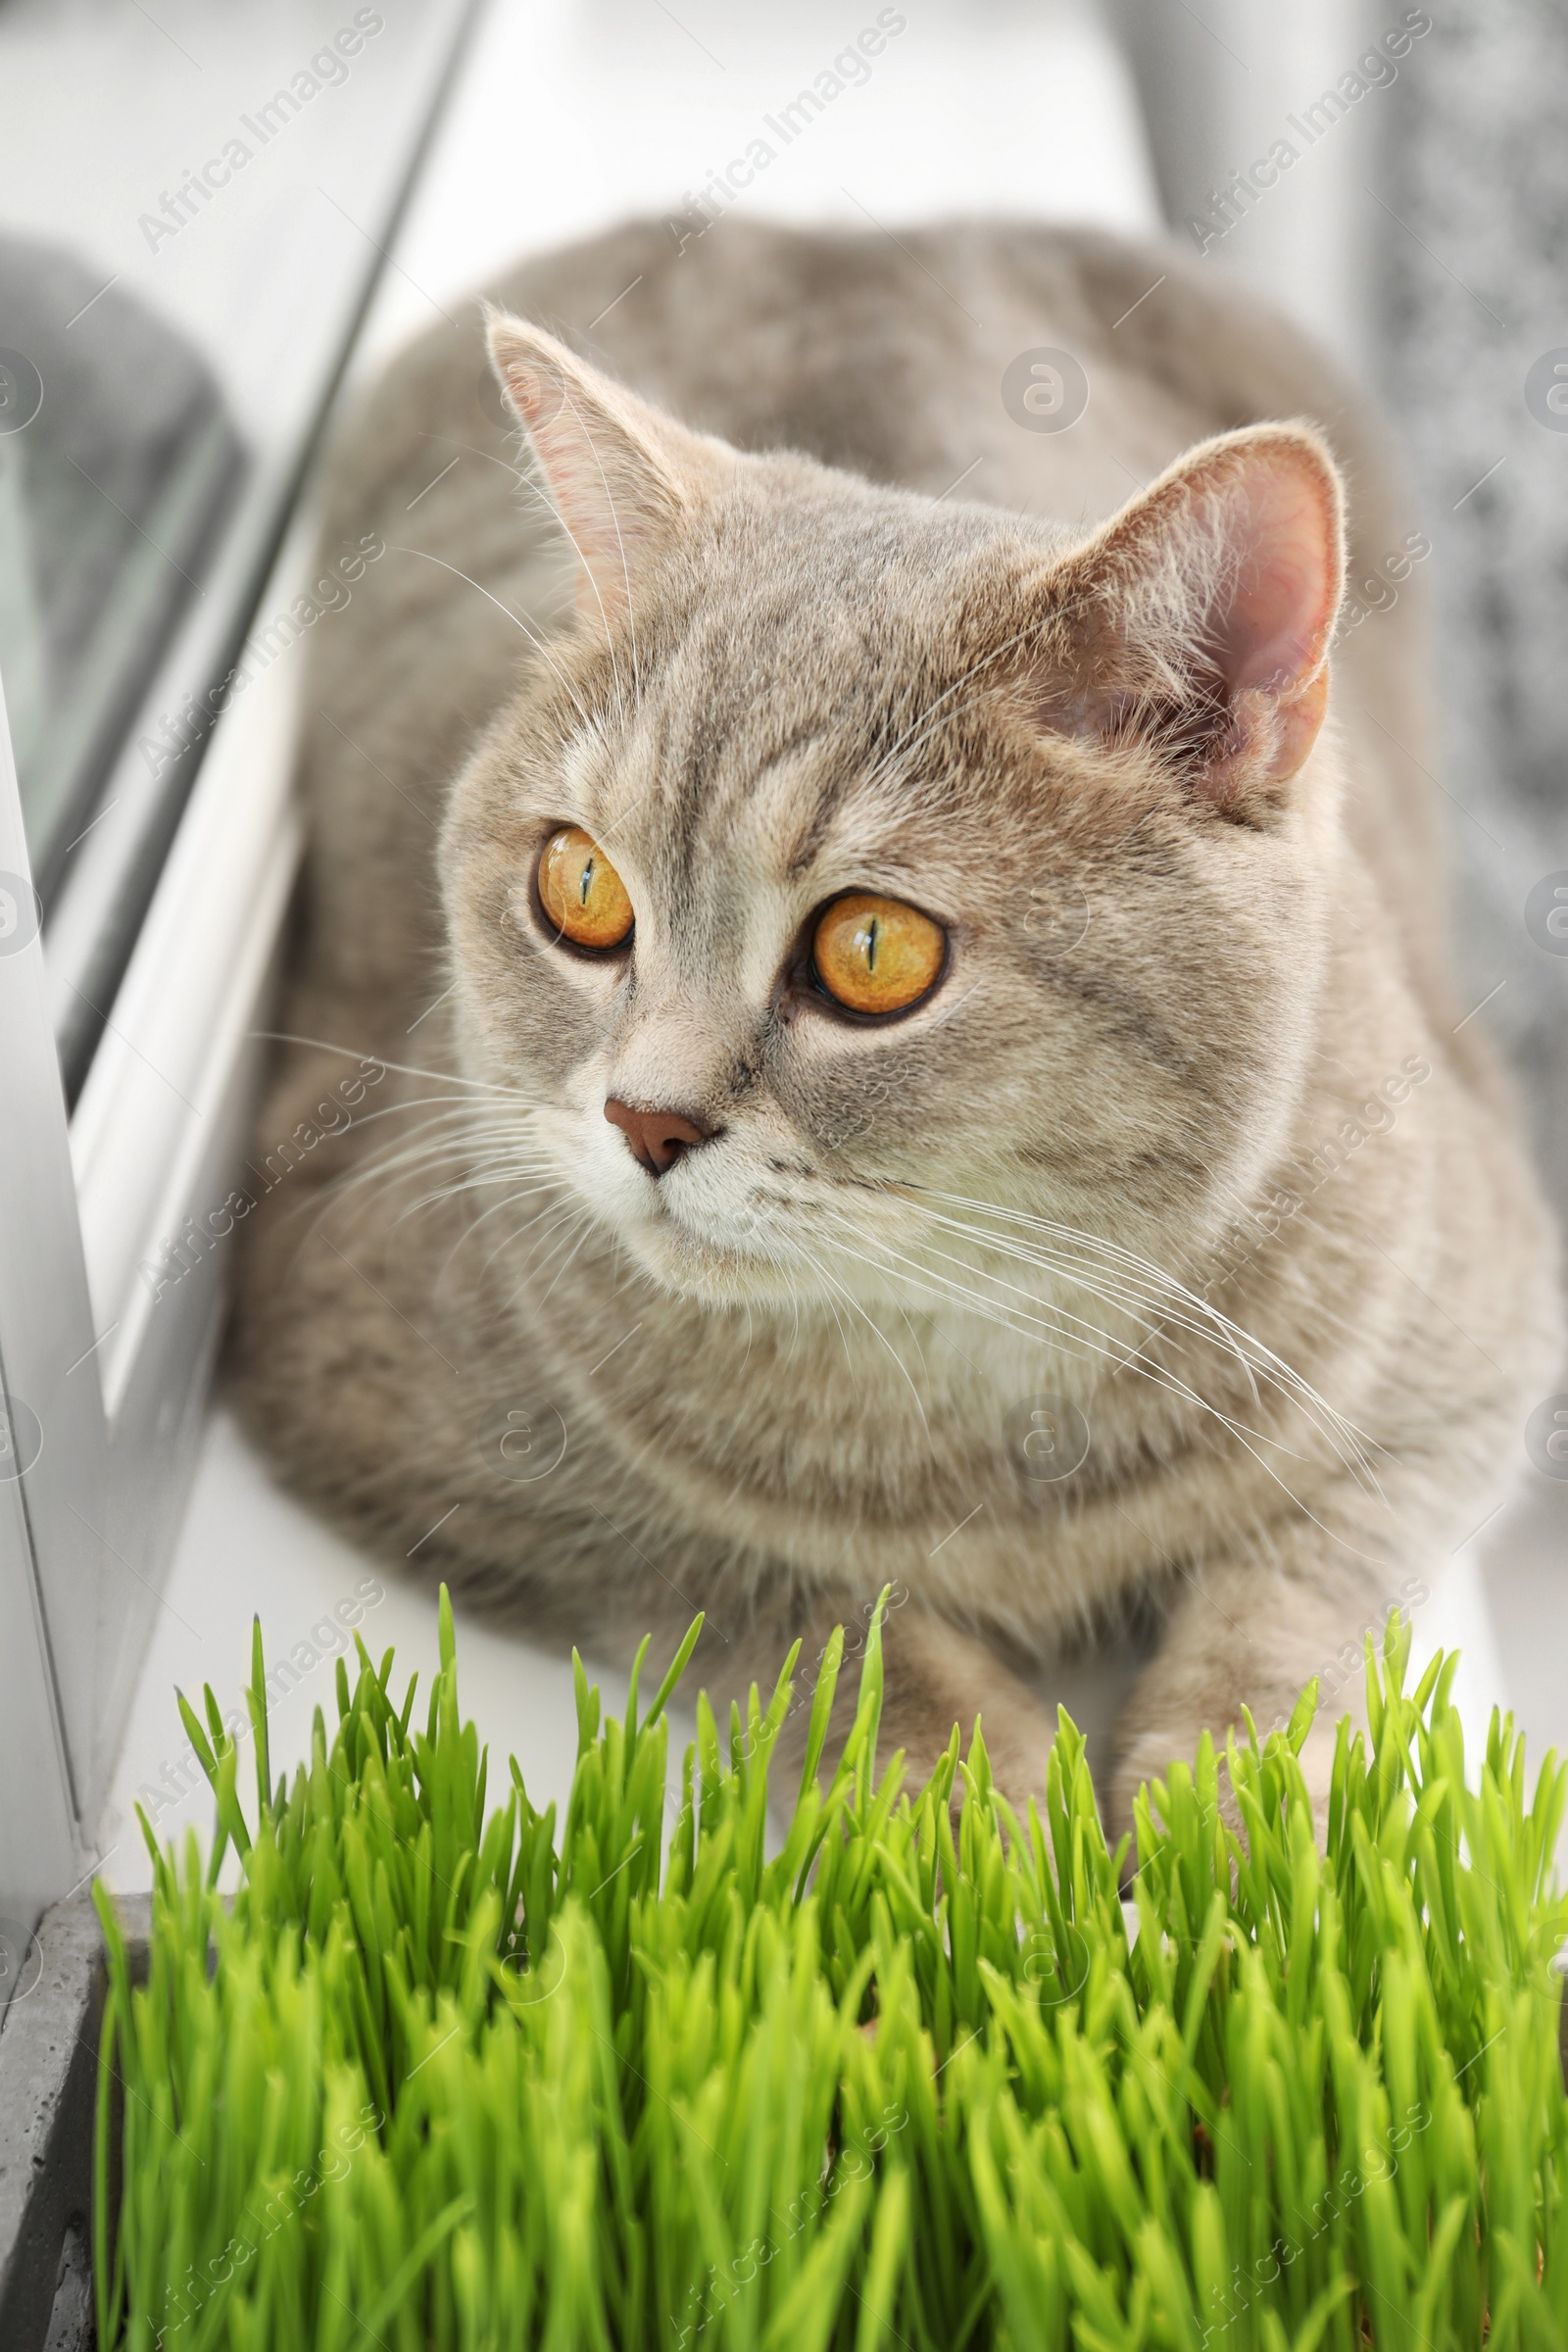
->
602 1158 926 1314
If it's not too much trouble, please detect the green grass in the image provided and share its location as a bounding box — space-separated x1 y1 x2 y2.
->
94 1592 1568 2351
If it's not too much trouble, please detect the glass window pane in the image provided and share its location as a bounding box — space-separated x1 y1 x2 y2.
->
0 243 245 889
0 0 474 1101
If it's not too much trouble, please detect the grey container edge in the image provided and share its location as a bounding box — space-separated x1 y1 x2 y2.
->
0 1890 150 2352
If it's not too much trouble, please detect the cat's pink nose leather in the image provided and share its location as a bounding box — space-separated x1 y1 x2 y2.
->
604 1098 716 1175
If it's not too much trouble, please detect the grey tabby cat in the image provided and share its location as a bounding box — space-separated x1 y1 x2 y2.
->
230 216 1561 1830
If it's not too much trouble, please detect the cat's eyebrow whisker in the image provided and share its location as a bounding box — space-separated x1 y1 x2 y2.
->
564 392 643 718
519 390 629 727
383 543 598 732
859 619 1042 797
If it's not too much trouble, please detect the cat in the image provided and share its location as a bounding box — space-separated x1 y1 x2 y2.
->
229 214 1561 1835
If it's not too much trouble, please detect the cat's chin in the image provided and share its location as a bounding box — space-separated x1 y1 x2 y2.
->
617 1213 822 1310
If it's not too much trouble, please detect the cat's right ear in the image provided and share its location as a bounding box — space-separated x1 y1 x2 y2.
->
485 309 735 635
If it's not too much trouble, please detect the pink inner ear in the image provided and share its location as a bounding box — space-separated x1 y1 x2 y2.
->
498 360 565 436
1216 461 1340 700
1035 428 1345 806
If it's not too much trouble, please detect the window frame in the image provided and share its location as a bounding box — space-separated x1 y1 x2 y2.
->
0 0 481 1941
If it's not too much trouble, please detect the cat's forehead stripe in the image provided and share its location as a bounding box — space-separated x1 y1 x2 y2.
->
782 756 874 879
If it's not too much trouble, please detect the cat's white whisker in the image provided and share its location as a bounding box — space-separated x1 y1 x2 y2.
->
835 1233 1299 1522
933 1219 1363 1488
255 1120 482 1260
419 429 529 488
464 1183 574 1278
426 1176 565 1289
792 1239 931 1432
830 1208 1194 1389
908 1186 1381 1490
823 1209 1382 1542
823 1213 1173 1392
496 1223 582 1317
823 1206 1300 1450
534 1213 598 1306
324 1117 538 1224
250 1033 537 1102
914 1206 1258 1397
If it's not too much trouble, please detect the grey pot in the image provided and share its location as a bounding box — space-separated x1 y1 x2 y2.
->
0 1893 149 2352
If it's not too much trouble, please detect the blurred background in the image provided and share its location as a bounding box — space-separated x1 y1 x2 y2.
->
0 0 1561 1935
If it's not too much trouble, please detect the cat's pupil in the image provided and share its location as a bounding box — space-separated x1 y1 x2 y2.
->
579 857 594 907
864 916 879 972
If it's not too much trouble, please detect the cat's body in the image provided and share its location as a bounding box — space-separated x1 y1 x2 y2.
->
231 217 1560 1824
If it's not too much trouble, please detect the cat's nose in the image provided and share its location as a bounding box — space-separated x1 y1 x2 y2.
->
604 1098 718 1176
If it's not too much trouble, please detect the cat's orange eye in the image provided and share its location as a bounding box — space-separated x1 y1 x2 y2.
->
537 825 634 950
810 893 946 1016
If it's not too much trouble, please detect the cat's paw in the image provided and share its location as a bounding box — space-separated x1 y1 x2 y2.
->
875 1612 1056 1823
1108 1711 1340 1852
871 1689 1056 1829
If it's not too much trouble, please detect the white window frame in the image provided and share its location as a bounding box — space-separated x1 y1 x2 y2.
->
0 523 308 1931
0 0 480 1941
0 678 86 1970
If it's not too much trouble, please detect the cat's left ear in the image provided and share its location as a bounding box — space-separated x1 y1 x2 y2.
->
1037 423 1345 819
486 309 736 633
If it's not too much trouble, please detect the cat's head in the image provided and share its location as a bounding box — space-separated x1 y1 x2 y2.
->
440 313 1345 1313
